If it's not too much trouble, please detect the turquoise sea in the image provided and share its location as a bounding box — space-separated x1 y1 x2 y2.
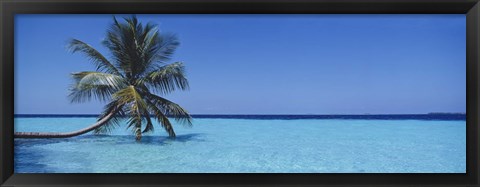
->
14 115 466 173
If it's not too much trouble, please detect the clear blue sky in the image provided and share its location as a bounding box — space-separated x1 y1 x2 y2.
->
14 14 466 115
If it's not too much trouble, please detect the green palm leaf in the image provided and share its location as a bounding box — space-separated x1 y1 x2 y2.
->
142 114 155 134
147 93 192 126
145 98 176 137
144 62 189 95
68 39 121 75
69 72 127 103
94 99 125 134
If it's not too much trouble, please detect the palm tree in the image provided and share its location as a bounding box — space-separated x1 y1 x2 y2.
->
15 15 192 141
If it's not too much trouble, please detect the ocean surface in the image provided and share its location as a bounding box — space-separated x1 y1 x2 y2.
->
14 114 466 173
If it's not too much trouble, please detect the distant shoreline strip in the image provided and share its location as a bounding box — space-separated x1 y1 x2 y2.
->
14 114 466 121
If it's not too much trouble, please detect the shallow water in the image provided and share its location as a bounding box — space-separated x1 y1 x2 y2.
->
14 116 465 173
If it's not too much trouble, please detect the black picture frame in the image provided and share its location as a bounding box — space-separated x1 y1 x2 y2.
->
1 0 479 186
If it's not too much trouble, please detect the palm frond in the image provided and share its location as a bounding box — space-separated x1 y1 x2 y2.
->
142 115 155 133
147 93 192 127
102 16 180 79
102 24 129 76
68 39 121 75
72 72 127 89
145 99 176 137
69 72 127 103
113 86 148 110
102 16 137 78
93 100 125 134
144 33 180 70
144 62 189 95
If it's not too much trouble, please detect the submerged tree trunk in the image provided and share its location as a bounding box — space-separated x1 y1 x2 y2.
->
135 127 142 141
14 112 115 139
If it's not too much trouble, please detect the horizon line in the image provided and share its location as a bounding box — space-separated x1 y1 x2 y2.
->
14 113 466 116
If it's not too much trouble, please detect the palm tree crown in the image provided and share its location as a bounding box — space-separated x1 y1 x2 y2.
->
68 15 192 141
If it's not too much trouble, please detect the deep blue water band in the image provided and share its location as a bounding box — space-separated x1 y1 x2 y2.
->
14 114 466 121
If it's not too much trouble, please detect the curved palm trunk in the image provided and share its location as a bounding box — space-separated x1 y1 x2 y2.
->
14 112 115 139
